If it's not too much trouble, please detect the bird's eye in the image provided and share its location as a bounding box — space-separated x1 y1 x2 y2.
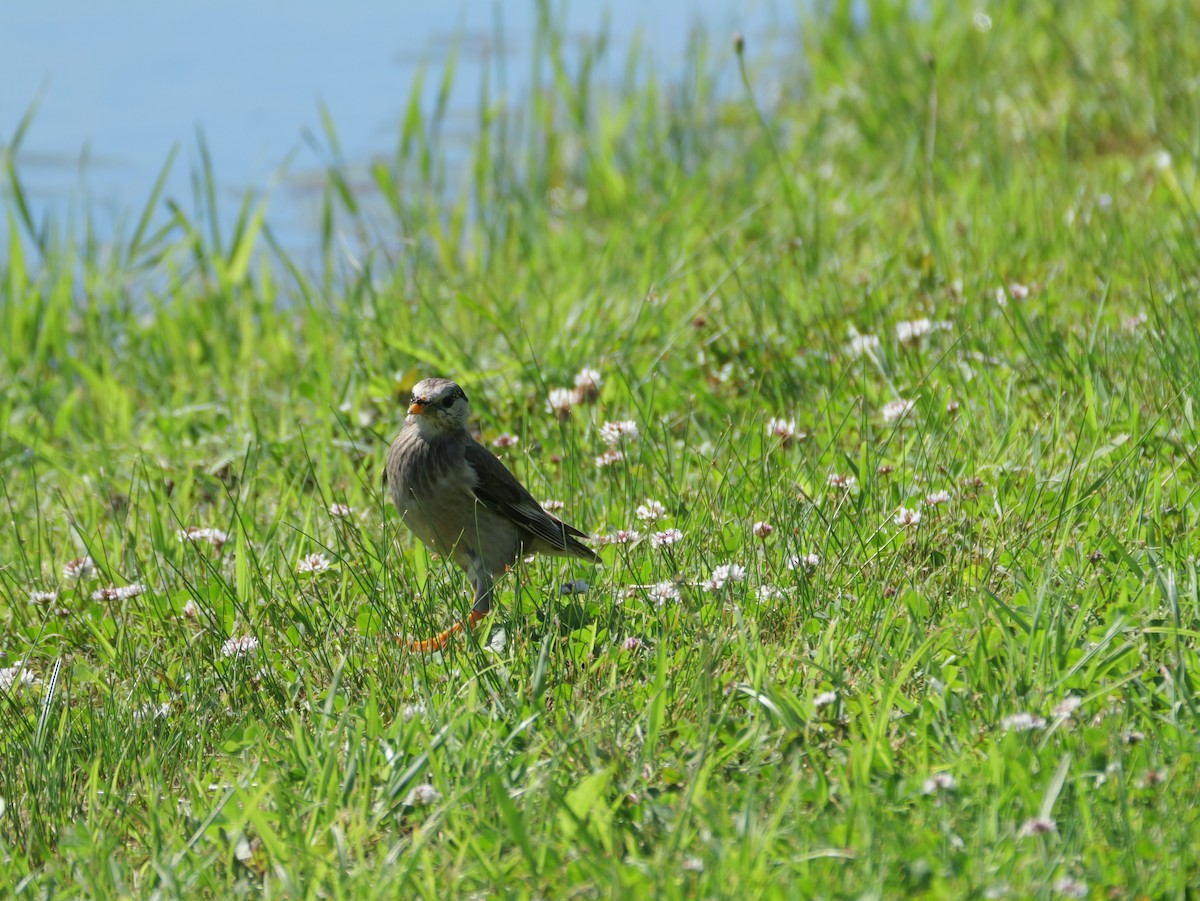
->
441 396 455 409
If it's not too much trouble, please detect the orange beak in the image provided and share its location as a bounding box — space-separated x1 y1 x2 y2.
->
408 400 427 415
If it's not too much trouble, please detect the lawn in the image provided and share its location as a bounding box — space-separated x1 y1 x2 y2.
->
2 1 1199 897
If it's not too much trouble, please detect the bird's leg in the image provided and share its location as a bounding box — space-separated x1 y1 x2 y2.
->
408 571 492 653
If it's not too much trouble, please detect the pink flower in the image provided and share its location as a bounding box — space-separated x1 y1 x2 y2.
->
594 448 625 469
574 368 603 402
752 521 773 539
492 433 520 449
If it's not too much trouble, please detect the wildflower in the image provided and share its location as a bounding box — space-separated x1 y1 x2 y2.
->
894 507 922 529
30 590 58 606
766 417 803 448
610 530 641 545
559 579 590 595
1002 712 1046 733
973 10 992 31
635 500 666 522
924 490 951 507
328 503 354 518
541 500 564 513
492 433 519 449
62 557 96 580
134 702 172 722
401 702 426 722
1052 878 1087 899
788 553 820 571
995 282 1030 306
1122 311 1148 332
881 398 915 424
296 553 331 574
846 331 881 357
681 857 704 873
91 583 147 602
923 773 957 794
814 690 838 709
599 420 640 445
896 318 950 345
0 663 39 693
649 581 681 606
221 635 259 659
594 448 625 469
703 563 747 592
752 521 773 539
181 599 199 620
403 784 442 807
1017 817 1056 838
757 584 783 601
650 529 684 549
177 527 228 548
621 636 643 652
946 399 960 414
1052 696 1082 718
1138 769 1166 788
828 473 856 490
573 368 602 402
545 387 576 420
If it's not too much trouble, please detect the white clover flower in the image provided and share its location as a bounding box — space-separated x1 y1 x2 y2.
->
881 398 915 424
221 635 259 659
846 331 881 357
609 530 641 545
62 557 96 580
757 584 783 601
924 490 951 507
545 387 576 420
649 581 681 606
1052 696 1082 718
573 368 602 402
401 702 426 722
766 417 803 448
181 599 199 620
177 527 228 547
922 773 957 794
328 503 354 518
787 553 821 571
1002 712 1046 733
996 282 1030 306
541 499 564 513
636 500 666 522
134 702 172 722
814 690 838 709
894 507 922 528
896 318 950 345
296 553 331 574
752 521 773 539
594 448 625 469
681 857 704 873
30 590 58 606
403 784 442 807
621 636 643 652
91 583 147 602
599 420 640 445
650 529 684 549
0 663 39 693
973 10 992 32
1052 878 1087 899
1017 817 1056 838
492 433 519 449
703 563 747 591
828 473 856 490
1122 311 1148 332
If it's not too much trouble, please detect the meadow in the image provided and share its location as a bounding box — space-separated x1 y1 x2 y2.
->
2 1 1199 897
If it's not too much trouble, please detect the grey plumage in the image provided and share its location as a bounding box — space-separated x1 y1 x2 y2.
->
386 377 597 638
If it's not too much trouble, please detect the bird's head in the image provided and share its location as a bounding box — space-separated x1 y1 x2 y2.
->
406 377 471 435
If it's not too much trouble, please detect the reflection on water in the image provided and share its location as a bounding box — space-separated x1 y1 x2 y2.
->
0 0 797 257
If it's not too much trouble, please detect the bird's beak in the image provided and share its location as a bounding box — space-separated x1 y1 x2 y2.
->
408 400 428 415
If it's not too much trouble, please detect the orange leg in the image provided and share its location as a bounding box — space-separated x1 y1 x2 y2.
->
408 609 488 653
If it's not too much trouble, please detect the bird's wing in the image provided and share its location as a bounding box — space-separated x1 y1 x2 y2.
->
462 440 594 553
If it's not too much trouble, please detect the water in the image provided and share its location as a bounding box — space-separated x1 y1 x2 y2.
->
0 1 798 258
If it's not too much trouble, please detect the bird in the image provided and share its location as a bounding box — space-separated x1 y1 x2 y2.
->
385 377 599 652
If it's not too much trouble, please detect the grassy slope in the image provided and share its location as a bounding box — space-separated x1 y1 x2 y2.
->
2 0 1199 897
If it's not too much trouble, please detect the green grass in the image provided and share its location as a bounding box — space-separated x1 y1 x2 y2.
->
3 0 1200 896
